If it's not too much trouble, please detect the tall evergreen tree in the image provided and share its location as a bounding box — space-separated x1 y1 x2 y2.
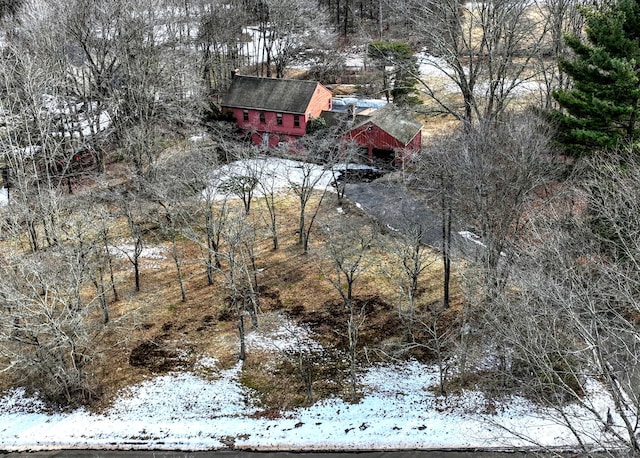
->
368 41 421 105
551 0 640 155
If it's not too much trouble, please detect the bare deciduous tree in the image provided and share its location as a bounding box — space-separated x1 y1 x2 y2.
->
144 156 195 303
270 317 322 405
393 0 553 122
254 157 281 250
0 232 107 405
418 114 559 301
321 219 376 401
220 209 262 360
540 0 588 107
174 144 228 286
477 146 640 454
198 0 247 95
22 0 201 177
259 0 333 78
286 153 330 254
380 222 437 340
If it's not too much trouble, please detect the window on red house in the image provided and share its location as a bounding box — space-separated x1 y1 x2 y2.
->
260 111 266 123
276 113 283 125
293 115 300 127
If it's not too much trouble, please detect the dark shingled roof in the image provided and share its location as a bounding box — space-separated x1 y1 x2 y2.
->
221 76 322 114
357 104 423 145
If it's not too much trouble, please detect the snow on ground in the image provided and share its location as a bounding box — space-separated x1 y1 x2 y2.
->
108 244 167 269
0 314 624 452
203 157 336 200
416 52 547 100
0 357 620 452
417 53 455 78
344 51 366 70
245 315 321 353
108 244 167 260
458 230 485 247
0 156 624 452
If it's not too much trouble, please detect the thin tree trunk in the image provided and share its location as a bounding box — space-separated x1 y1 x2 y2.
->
441 175 452 309
102 227 119 302
93 271 109 325
236 297 246 361
172 238 187 302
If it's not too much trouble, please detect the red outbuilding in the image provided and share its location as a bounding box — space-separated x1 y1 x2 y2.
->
343 104 423 164
221 75 333 148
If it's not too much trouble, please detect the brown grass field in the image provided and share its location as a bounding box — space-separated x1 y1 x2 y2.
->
62 160 465 413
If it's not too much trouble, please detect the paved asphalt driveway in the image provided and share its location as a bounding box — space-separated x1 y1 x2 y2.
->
343 176 485 263
344 179 443 247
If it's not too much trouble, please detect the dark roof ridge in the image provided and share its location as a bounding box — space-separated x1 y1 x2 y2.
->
232 74 319 84
222 76 324 114
351 104 423 145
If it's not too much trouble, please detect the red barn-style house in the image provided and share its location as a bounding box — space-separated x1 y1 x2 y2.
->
221 75 333 148
342 104 422 165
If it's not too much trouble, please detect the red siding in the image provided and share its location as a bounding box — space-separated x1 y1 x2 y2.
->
407 130 421 151
226 108 306 137
345 122 404 151
344 122 422 161
305 84 333 120
222 82 332 147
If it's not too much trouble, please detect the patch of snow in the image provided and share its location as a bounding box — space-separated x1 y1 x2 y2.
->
246 317 321 353
0 187 7 207
188 134 208 143
344 53 365 70
108 244 167 260
41 95 112 139
416 53 456 78
0 388 46 414
468 81 546 99
0 359 624 452
194 357 219 372
108 362 255 421
332 162 381 172
203 157 334 201
416 52 546 101
458 230 485 247
11 145 42 158
458 231 507 256
53 110 112 139
241 26 283 65
508 80 546 97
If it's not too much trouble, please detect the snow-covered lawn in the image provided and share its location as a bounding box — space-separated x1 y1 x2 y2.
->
0 356 618 452
0 318 622 452
203 157 338 200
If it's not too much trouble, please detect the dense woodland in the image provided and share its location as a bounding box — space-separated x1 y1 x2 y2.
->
1 0 640 454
